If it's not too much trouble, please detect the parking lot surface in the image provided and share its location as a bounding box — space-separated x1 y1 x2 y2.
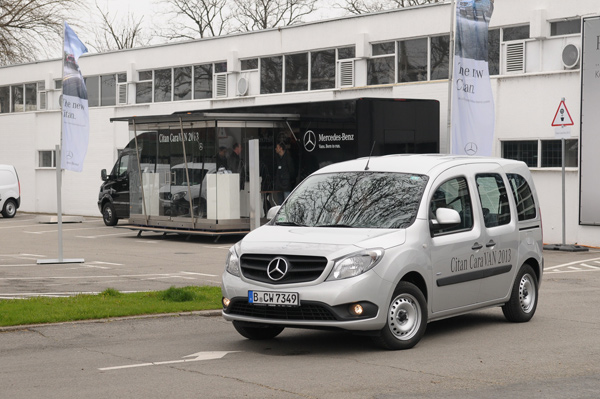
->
1 213 599 398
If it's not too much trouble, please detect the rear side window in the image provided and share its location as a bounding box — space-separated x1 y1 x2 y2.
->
476 174 511 228
430 177 473 235
507 173 537 221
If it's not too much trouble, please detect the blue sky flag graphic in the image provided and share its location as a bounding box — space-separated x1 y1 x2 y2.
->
62 22 89 172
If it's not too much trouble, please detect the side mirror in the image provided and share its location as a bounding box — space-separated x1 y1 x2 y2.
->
430 208 461 235
435 208 461 225
266 206 281 220
101 169 107 181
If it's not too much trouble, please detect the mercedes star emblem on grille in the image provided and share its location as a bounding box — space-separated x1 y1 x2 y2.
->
267 257 289 281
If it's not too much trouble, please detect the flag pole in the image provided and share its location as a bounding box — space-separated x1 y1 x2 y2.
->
447 0 456 154
38 21 84 265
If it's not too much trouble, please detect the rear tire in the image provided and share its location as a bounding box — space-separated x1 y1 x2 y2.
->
1 199 17 218
102 202 118 226
233 321 284 340
502 264 538 322
373 281 427 350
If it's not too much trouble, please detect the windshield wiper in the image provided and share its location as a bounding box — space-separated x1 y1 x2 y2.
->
275 221 306 226
315 224 354 228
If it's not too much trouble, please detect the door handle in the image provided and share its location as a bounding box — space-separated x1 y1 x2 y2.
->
486 240 496 248
472 242 483 250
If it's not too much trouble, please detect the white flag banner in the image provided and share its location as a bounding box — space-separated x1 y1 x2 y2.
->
62 22 89 172
451 0 495 156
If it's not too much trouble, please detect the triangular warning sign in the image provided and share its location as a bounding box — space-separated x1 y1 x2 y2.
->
551 100 574 126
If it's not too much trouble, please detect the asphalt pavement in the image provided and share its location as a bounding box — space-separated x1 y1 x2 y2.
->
1 212 599 398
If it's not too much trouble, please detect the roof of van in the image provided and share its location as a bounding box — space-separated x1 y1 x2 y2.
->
315 154 528 176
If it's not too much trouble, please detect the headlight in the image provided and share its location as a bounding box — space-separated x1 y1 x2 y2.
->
225 242 242 277
327 248 385 281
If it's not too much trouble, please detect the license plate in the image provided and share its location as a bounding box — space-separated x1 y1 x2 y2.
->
248 291 299 306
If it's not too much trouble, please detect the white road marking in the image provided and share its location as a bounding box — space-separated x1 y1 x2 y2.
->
76 232 136 238
23 226 113 235
0 272 214 281
98 351 238 371
545 257 600 270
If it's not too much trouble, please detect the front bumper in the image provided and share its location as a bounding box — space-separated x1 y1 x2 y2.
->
221 270 393 331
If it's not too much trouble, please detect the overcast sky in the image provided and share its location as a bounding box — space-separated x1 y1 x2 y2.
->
75 0 347 52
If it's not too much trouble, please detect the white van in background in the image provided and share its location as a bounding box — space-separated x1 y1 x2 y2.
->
0 165 20 218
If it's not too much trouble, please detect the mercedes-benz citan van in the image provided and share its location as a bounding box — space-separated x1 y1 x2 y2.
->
221 154 543 350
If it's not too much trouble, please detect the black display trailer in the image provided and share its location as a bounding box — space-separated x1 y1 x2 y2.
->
106 98 439 235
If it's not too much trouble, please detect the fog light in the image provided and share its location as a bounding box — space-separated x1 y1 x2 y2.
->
222 297 231 308
350 303 363 316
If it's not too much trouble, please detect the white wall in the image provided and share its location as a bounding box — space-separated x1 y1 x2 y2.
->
2 0 600 245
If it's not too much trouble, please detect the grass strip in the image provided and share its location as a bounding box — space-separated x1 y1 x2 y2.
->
0 286 222 327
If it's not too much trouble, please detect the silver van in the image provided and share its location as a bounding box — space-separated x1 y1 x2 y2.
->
0 165 20 218
221 154 543 349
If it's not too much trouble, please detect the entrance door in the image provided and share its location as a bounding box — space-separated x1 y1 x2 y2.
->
429 168 482 313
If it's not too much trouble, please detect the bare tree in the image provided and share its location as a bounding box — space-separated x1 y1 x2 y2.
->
339 0 444 15
0 0 83 65
158 0 232 40
232 0 318 32
89 3 149 52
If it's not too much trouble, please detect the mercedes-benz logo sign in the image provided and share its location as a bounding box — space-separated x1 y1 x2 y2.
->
303 130 316 152
66 151 74 160
464 142 478 156
267 257 289 281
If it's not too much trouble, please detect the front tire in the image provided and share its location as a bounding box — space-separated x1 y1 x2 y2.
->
502 264 538 322
232 321 284 340
1 199 17 218
102 202 118 226
373 282 427 350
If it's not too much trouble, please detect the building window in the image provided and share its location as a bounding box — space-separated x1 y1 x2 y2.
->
311 49 336 90
85 74 122 106
136 71 153 104
285 53 309 92
430 35 449 80
0 86 9 113
193 64 212 99
101 75 116 106
502 139 578 168
174 66 192 101
54 79 63 90
38 150 57 168
338 46 355 60
86 76 100 107
551 19 581 36
241 58 258 71
261 56 283 94
488 29 500 76
398 38 427 82
502 140 538 167
9 84 37 112
154 68 172 102
541 139 578 167
369 41 395 85
502 25 530 41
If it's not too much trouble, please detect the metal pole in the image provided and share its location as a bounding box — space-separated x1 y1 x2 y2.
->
179 117 196 229
447 0 456 154
249 139 260 230
132 120 149 226
56 144 63 262
561 136 566 245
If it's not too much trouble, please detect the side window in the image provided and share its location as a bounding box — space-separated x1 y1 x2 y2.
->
430 177 473 234
476 174 511 228
507 173 536 221
118 154 130 178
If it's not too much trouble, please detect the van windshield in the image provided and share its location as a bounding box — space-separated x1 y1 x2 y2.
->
275 172 428 229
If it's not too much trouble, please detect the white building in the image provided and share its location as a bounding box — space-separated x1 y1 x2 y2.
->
1 0 599 245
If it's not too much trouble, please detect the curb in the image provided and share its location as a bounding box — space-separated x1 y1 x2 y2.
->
0 309 223 332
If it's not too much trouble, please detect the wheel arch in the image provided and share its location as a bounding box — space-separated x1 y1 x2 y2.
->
522 257 542 283
400 271 428 302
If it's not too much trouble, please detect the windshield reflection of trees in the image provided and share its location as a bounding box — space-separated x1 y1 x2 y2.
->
282 172 428 228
